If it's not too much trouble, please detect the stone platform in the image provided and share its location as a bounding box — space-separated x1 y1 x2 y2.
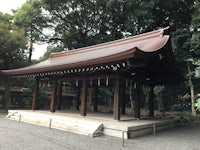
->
6 110 177 139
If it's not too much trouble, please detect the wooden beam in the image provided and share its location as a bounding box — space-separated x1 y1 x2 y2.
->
32 78 39 110
149 86 154 117
60 74 120 82
50 80 58 112
80 79 87 116
113 77 121 120
121 80 126 115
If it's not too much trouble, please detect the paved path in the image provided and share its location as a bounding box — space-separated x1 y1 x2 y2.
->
0 113 200 150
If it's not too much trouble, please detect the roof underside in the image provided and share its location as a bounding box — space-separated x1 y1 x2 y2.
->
1 28 181 85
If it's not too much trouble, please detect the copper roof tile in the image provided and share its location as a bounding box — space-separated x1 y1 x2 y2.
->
1 28 172 77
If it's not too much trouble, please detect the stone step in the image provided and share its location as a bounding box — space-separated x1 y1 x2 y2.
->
6 110 177 139
6 110 103 137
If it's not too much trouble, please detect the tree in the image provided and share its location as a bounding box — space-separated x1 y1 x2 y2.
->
39 45 63 61
0 0 197 114
41 0 198 114
42 0 105 49
13 0 49 63
169 0 199 116
0 19 27 70
171 28 198 116
0 12 27 112
190 0 200 113
185 0 200 116
42 0 148 48
191 0 200 54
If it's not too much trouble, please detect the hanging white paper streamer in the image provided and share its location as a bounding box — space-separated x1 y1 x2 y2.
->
106 77 108 86
98 77 100 86
76 80 78 87
90 78 93 86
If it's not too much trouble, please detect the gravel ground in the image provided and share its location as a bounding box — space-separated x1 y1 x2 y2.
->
0 113 200 150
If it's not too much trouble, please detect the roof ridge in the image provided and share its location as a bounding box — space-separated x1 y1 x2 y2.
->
49 27 168 59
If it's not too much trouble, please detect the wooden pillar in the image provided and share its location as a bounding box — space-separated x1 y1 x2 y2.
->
121 80 126 115
113 77 121 120
57 81 63 110
149 86 154 117
32 78 39 110
50 80 58 112
93 86 98 112
134 82 141 118
80 79 87 116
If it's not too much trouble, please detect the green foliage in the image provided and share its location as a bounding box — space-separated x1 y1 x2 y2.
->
153 86 164 96
0 13 27 70
98 87 113 105
14 0 46 40
39 45 63 61
191 0 200 54
22 79 51 109
43 0 103 49
0 12 13 24
19 78 34 108
191 0 200 80
172 29 192 60
41 0 196 51
38 87 50 109
1 0 199 113
195 100 200 111
195 93 200 111
13 0 49 63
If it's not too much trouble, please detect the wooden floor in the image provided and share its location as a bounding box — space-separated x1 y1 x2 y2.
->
6 110 178 139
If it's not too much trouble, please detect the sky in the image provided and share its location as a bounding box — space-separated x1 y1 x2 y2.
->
0 0 47 59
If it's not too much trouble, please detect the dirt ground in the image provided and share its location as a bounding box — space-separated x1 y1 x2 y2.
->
0 113 200 150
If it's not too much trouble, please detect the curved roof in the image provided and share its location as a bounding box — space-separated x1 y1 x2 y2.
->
1 27 179 84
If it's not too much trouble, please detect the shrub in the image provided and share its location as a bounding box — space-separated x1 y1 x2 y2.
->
195 93 200 112
195 100 200 112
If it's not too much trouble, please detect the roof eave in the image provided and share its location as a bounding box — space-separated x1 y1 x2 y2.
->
1 48 136 76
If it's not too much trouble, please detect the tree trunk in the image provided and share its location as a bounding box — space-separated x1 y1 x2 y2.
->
28 26 33 64
187 63 196 116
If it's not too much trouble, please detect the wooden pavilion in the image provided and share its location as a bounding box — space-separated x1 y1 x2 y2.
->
0 87 29 108
1 28 180 120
